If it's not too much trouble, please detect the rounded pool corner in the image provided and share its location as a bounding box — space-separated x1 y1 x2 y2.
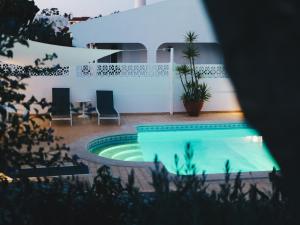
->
86 122 280 177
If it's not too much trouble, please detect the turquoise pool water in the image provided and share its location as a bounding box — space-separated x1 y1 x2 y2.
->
91 123 279 175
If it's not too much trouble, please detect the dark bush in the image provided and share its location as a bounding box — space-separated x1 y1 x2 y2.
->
0 159 293 225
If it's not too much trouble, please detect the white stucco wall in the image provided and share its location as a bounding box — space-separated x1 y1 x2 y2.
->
20 63 240 114
157 43 224 64
95 43 147 63
70 0 217 63
119 44 147 63
24 70 170 113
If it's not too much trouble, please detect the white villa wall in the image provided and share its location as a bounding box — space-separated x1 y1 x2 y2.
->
24 70 170 113
157 43 224 64
95 43 147 63
17 63 240 114
70 0 217 63
2 1 241 115
121 50 147 63
119 44 147 63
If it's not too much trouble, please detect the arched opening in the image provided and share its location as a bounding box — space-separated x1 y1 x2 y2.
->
156 43 224 64
89 43 147 63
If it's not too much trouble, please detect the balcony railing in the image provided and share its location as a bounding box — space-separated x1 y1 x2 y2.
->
1 63 227 79
77 63 227 78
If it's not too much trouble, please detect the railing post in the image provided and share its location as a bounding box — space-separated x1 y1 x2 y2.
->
169 48 174 115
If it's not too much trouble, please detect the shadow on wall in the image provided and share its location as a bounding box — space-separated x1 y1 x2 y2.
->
91 43 147 63
156 43 224 64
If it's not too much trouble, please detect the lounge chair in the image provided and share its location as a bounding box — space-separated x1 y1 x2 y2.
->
50 88 73 126
96 90 120 125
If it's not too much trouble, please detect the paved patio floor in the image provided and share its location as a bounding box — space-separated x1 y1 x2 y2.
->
53 112 244 144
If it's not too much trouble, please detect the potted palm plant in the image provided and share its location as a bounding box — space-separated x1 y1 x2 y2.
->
176 32 211 116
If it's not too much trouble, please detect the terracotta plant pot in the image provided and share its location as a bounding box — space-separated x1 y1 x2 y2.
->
183 100 204 117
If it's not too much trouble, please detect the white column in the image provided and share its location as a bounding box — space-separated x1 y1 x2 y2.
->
169 48 174 115
147 49 156 64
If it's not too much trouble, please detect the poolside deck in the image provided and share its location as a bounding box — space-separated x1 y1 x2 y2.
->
50 112 273 192
53 112 244 144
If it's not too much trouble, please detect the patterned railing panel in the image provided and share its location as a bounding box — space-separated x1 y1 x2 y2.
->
1 63 226 78
78 65 94 77
0 63 70 76
175 64 227 78
78 63 169 78
78 63 227 78
195 64 227 78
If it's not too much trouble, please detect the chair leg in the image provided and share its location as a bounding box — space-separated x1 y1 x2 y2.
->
118 117 121 126
98 116 100 125
70 118 72 126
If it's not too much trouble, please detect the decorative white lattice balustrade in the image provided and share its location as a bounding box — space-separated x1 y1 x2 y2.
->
0 63 70 76
0 63 227 78
194 64 227 78
77 63 227 78
77 63 170 77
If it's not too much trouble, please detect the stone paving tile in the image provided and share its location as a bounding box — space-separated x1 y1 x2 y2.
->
127 168 144 190
118 167 130 186
138 168 154 192
132 168 149 191
110 166 121 178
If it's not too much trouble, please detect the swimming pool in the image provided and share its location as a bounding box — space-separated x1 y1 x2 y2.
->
88 122 279 175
